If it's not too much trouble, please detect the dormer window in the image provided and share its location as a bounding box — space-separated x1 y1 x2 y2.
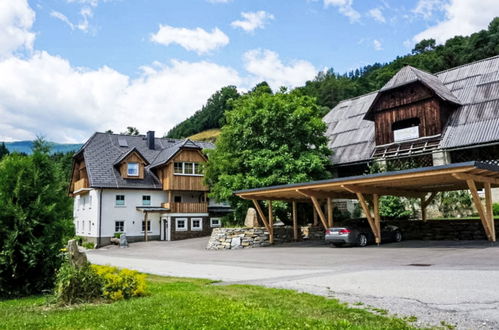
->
393 118 420 142
173 162 203 176
127 162 139 176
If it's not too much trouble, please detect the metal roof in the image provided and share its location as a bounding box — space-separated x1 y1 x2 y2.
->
80 133 213 190
324 55 499 165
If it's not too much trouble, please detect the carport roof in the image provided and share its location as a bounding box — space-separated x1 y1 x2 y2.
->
234 161 499 201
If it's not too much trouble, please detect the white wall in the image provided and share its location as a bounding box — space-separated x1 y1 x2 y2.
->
73 189 100 237
100 189 166 238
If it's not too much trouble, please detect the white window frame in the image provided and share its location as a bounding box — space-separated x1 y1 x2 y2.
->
191 218 203 231
210 217 221 228
176 218 188 232
141 220 151 233
173 162 204 177
88 220 91 235
115 220 125 233
89 195 92 209
82 220 85 233
142 195 151 206
127 162 139 177
115 195 125 207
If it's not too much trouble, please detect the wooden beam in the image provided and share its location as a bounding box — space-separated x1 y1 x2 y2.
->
341 184 426 198
327 197 333 228
453 173 499 185
310 196 328 230
295 188 353 199
484 183 496 242
251 199 271 234
421 192 437 222
356 192 381 244
466 180 493 241
292 201 298 241
268 200 274 244
373 194 381 245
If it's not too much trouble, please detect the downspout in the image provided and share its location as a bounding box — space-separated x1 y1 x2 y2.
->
98 189 103 248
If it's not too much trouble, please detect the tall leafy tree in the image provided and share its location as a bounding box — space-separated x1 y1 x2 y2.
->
0 139 73 297
0 142 9 160
204 88 332 220
121 127 140 136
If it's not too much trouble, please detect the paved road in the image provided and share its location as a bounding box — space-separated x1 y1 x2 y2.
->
87 239 499 329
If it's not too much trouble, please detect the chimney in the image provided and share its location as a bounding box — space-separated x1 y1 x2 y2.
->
146 131 155 150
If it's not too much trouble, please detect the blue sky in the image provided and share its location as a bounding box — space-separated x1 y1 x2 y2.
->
1 0 498 142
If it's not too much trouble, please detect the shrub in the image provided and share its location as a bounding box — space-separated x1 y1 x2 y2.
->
379 196 412 219
493 203 499 216
92 265 147 301
54 262 103 305
82 242 95 249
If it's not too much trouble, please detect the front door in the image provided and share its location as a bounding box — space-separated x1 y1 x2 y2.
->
162 219 170 241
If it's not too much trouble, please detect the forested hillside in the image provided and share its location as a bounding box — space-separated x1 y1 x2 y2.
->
167 17 499 139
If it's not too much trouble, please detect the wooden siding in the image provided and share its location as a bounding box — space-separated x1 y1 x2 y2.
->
161 202 208 213
118 152 146 179
158 149 209 191
70 159 89 192
372 83 443 145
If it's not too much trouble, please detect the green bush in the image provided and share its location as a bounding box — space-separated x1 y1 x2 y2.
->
493 203 499 216
379 196 412 219
92 265 147 301
54 262 103 305
82 242 95 249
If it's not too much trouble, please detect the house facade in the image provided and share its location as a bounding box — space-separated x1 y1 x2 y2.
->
324 55 499 200
70 131 231 246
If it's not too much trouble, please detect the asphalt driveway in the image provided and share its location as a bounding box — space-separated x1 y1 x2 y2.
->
87 239 499 329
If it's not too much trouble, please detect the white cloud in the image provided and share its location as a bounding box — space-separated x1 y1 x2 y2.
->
231 11 274 32
373 39 383 51
412 0 445 20
150 25 229 55
243 49 316 90
323 0 361 23
0 52 241 143
413 0 499 43
0 0 35 58
368 8 386 23
51 7 93 32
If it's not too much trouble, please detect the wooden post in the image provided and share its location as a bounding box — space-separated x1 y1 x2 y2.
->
356 192 380 244
467 179 493 241
144 211 148 242
313 206 318 226
268 200 274 244
292 201 298 241
373 194 381 245
484 183 496 242
310 196 328 230
421 192 437 222
327 197 333 228
251 199 271 233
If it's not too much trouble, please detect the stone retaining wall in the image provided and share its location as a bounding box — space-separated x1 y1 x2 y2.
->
206 226 325 250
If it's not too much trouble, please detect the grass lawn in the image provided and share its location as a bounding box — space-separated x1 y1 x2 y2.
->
0 275 417 329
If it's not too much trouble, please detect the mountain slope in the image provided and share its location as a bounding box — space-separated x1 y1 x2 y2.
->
3 141 82 154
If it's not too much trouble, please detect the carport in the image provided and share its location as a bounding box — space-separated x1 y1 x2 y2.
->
234 161 498 244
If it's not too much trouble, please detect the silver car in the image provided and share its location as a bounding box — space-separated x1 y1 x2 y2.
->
325 219 403 247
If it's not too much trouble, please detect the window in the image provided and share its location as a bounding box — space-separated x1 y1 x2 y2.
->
82 221 85 233
89 195 92 209
76 220 79 233
115 195 125 206
142 195 151 206
174 162 183 174
115 221 125 232
88 220 91 234
127 162 139 176
142 220 151 232
184 162 194 174
176 218 187 231
210 218 221 228
191 218 202 231
194 163 203 175
173 162 203 176
174 195 182 203
392 118 420 142
82 195 86 210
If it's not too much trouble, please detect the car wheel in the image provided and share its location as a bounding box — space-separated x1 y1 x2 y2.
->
333 243 344 247
394 231 402 242
358 234 368 247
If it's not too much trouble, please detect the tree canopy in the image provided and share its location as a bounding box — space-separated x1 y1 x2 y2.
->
0 139 73 297
204 87 332 218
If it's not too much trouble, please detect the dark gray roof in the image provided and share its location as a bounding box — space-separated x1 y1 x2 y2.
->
150 139 203 169
79 133 214 189
324 56 499 165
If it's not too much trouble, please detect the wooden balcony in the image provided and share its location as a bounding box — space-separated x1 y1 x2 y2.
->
73 178 88 192
161 202 208 213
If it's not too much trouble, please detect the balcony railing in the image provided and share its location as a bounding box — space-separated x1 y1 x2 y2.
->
161 202 208 213
73 178 88 191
